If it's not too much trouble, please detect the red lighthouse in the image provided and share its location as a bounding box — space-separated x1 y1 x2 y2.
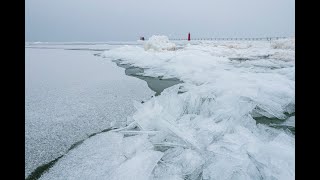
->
188 32 191 41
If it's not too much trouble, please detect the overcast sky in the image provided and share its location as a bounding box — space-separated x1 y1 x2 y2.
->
25 0 295 42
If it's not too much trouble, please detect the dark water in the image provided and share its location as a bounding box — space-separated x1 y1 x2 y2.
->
113 60 183 96
254 112 295 134
228 55 271 62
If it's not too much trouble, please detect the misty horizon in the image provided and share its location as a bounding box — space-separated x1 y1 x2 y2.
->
26 0 295 42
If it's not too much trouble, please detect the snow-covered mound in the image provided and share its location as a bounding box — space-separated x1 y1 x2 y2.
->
144 35 176 51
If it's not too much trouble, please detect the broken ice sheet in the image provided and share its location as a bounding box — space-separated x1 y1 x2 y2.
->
39 132 163 180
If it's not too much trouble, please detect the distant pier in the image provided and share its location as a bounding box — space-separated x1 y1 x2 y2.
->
169 37 287 41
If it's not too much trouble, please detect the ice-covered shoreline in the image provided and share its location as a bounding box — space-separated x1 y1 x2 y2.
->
41 36 295 180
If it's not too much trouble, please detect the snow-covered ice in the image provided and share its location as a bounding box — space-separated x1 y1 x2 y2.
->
39 132 163 180
33 36 295 180
25 46 154 178
102 36 294 179
143 35 176 51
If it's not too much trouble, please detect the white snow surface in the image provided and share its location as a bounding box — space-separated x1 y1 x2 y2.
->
40 37 295 180
271 37 295 50
25 47 154 178
144 35 176 51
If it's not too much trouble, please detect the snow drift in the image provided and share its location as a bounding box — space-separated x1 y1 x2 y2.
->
271 37 295 50
144 35 176 51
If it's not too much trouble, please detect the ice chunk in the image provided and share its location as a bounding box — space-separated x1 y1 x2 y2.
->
153 147 204 178
133 98 202 149
109 150 163 180
121 134 153 157
204 127 295 180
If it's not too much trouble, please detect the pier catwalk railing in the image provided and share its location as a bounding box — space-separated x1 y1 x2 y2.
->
169 37 287 41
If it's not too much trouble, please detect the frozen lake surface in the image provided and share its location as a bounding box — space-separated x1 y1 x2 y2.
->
25 45 154 178
26 37 295 180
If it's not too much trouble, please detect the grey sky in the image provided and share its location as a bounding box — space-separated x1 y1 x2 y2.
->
25 0 295 42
